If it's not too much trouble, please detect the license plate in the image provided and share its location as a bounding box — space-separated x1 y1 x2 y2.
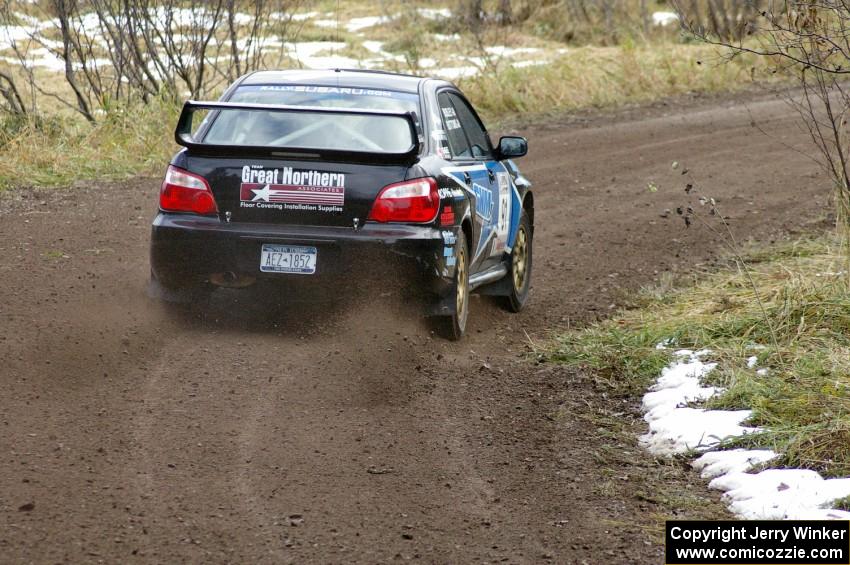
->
260 244 317 275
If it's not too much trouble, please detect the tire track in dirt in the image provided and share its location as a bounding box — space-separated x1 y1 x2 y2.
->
0 91 831 563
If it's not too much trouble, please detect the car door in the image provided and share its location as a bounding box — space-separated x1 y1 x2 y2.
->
436 90 507 274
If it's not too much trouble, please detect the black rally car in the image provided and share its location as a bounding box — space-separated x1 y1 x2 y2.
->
150 69 533 339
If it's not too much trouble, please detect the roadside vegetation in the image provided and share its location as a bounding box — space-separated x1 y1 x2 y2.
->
550 1 850 495
0 0 771 189
0 99 177 187
551 236 850 478
460 43 761 122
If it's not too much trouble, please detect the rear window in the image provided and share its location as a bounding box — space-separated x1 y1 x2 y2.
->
201 84 421 153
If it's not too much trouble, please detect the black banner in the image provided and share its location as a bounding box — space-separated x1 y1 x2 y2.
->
666 521 850 564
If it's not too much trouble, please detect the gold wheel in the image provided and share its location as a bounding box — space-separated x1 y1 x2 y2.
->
505 211 532 313
436 230 469 340
455 242 468 329
512 226 528 291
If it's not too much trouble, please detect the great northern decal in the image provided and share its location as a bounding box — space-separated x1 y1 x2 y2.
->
239 165 344 212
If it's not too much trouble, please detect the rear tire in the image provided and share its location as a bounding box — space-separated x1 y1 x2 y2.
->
505 210 532 313
438 230 469 341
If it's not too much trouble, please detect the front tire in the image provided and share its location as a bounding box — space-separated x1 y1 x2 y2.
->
505 210 532 312
438 230 470 341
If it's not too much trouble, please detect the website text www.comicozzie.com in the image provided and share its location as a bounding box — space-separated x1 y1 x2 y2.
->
673 546 843 562
666 521 850 565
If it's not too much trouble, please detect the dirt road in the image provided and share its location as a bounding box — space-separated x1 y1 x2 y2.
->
0 91 829 564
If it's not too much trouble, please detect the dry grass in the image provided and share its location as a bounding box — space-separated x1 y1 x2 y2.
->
0 99 178 188
0 40 767 189
550 237 850 477
463 42 768 124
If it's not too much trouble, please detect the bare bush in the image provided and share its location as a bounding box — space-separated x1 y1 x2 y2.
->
458 0 484 26
0 0 303 120
676 1 850 234
487 0 767 43
502 0 649 43
676 0 767 41
0 68 25 115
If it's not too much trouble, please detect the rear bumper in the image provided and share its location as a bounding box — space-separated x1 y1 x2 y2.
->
150 212 456 297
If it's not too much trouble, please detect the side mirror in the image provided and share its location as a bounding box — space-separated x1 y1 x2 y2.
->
497 136 527 159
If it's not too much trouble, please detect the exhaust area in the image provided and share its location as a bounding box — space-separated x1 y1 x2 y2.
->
209 271 256 288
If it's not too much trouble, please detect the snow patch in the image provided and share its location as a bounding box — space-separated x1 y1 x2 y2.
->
484 46 540 57
312 19 338 28
693 449 778 479
653 11 679 27
514 60 548 69
361 40 385 54
357 40 405 64
434 66 479 79
642 408 757 456
0 25 40 49
346 16 391 32
641 341 850 520
289 11 318 21
640 350 761 455
283 41 358 69
418 8 452 20
712 470 850 520
640 350 718 425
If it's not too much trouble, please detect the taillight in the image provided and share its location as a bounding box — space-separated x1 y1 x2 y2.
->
159 165 218 215
367 177 440 223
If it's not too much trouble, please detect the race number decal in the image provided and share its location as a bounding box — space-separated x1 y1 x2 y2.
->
494 172 511 254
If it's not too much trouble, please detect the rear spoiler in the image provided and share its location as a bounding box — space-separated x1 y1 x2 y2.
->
175 101 421 164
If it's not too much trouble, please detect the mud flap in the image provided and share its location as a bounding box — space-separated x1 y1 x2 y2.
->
474 272 513 297
427 291 456 317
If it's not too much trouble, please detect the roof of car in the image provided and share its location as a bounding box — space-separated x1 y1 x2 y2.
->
240 69 427 94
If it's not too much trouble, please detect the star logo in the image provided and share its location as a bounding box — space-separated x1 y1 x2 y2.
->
251 184 272 202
